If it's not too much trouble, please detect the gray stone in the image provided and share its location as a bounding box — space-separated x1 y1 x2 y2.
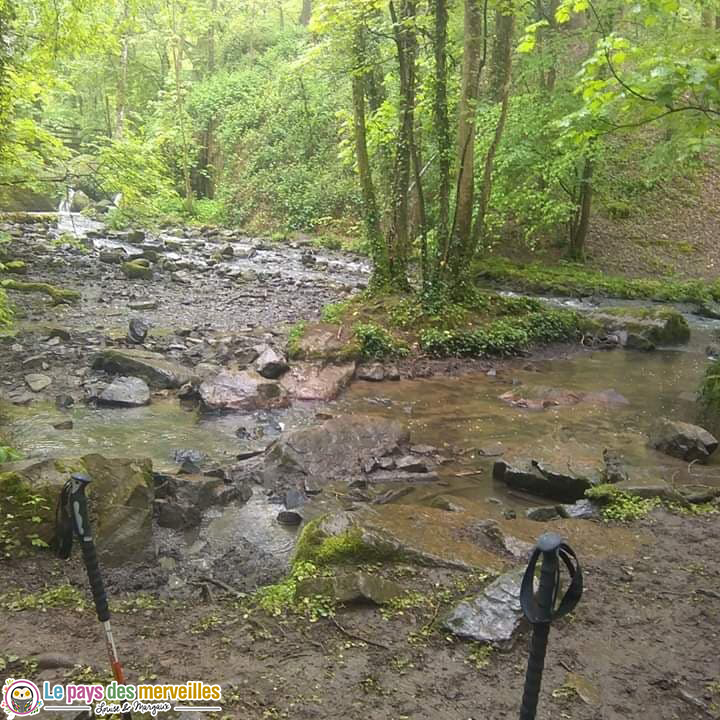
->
24 373 52 392
129 299 158 311
295 572 403 606
493 457 601 502
277 510 303 526
357 363 385 382
93 349 195 389
280 361 356 401
649 418 718 463
526 506 560 522
396 455 429 473
199 370 288 412
676 484 720 504
254 345 289 379
556 499 599 520
128 318 149 344
444 568 525 646
261 414 409 493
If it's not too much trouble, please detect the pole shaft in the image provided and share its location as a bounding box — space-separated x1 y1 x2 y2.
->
519 550 558 720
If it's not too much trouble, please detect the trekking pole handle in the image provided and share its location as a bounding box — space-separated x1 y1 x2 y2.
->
69 474 110 623
519 534 561 720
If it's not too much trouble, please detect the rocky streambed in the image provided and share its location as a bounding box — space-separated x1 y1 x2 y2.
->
0 211 720 656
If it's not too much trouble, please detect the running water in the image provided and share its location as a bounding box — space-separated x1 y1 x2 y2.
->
56 188 104 237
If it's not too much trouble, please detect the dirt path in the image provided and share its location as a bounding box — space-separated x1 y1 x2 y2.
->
2 509 718 720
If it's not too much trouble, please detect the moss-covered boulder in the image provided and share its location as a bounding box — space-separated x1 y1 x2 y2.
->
0 454 153 565
122 259 153 280
588 306 690 349
287 322 359 362
3 260 27 275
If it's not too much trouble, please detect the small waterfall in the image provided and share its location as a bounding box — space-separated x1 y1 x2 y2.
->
112 192 123 207
58 188 75 214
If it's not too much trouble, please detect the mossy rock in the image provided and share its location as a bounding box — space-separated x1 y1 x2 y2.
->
293 515 399 568
698 357 720 435
122 259 153 280
3 260 27 275
0 279 80 304
287 322 359 362
590 306 690 347
0 454 153 564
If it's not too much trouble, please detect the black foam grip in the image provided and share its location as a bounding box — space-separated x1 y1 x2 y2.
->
80 539 110 622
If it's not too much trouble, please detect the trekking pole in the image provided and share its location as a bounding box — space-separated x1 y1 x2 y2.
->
519 532 583 720
56 474 132 720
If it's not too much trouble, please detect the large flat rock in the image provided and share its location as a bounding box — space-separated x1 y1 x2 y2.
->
280 361 356 401
199 370 289 412
93 349 195 389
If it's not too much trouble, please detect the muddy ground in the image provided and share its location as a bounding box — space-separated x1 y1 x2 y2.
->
0 509 718 720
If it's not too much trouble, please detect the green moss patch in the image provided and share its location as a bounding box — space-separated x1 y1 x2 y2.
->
0 279 80 304
476 257 720 304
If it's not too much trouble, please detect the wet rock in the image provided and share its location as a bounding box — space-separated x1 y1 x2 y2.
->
128 318 149 344
93 349 195 389
280 361 356 401
70 190 91 212
254 345 289 379
300 249 316 267
234 346 260 366
675 484 720 504
493 457 601 502
219 243 234 258
602 449 628 483
695 300 720 320
295 572 403 605
410 444 437 456
556 499 599 520
277 510 303 526
155 499 202 529
357 363 385 382
396 455 429 473
649 418 718 462
53 419 74 430
525 506 560 522
4 259 27 274
614 478 679 502
261 415 409 493
24 373 52 392
55 393 74 409
385 364 401 381
588 307 690 349
122 258 153 280
199 370 288 412
98 376 151 407
444 568 525 647
100 250 124 264
0 454 153 565
129 299 158 311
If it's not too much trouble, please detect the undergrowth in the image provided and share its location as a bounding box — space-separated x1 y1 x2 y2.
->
585 484 660 521
477 257 720 303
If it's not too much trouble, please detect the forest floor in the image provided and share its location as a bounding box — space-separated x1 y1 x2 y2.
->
1 509 718 720
494 164 720 282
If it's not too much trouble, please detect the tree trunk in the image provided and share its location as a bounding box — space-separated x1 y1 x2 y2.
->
470 11 515 252
351 29 389 288
443 0 484 282
433 0 451 259
490 6 512 101
114 1 130 140
299 0 311 26
569 156 593 261
171 2 193 212
387 0 417 290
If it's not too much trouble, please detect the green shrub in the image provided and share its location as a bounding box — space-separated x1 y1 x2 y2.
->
420 309 579 357
354 322 409 360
